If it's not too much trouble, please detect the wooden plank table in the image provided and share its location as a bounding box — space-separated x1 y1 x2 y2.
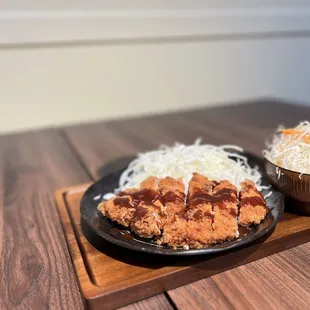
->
0 99 309 309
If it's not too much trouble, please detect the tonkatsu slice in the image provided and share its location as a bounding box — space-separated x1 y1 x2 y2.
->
97 188 138 227
130 177 166 238
159 177 186 220
158 215 188 249
212 180 239 242
187 173 215 248
239 180 268 225
159 177 188 247
131 200 166 238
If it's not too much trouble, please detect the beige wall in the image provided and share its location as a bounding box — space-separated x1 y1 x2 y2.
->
1 36 310 133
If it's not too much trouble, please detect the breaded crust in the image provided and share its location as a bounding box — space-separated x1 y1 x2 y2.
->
130 177 166 238
159 177 188 247
239 179 267 225
159 177 186 219
159 216 188 249
188 172 215 201
212 180 239 242
97 190 137 227
98 175 268 249
186 173 214 248
131 200 166 238
140 176 159 191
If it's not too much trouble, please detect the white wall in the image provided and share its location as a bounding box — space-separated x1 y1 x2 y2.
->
1 37 310 134
1 1 310 133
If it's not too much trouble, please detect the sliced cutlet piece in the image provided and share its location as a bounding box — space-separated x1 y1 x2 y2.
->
140 176 159 190
159 177 187 248
212 180 239 242
97 188 137 227
239 180 268 225
130 177 166 238
186 173 215 248
158 216 188 249
159 177 186 220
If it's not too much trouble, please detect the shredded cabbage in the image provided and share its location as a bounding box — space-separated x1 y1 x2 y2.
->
264 121 310 174
108 139 266 196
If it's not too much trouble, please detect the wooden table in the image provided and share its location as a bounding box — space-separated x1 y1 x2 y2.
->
1 99 309 310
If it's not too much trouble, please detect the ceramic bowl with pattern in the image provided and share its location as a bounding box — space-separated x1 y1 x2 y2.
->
264 157 310 214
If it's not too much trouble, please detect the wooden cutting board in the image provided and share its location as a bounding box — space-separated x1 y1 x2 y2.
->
55 183 310 310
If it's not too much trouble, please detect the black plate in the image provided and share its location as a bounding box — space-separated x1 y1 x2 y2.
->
80 152 284 256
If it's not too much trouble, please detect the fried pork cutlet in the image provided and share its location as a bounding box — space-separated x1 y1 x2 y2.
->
140 176 159 191
239 180 268 225
159 177 186 220
186 173 215 248
131 200 165 238
212 180 239 242
159 215 188 249
97 188 137 227
158 177 187 248
99 173 268 249
130 177 166 238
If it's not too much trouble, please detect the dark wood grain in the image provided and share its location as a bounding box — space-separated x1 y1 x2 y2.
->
64 99 310 179
0 130 90 309
55 183 310 310
169 242 310 310
167 278 234 310
1 99 310 310
117 294 173 310
62 99 310 309
57 185 178 310
0 130 170 310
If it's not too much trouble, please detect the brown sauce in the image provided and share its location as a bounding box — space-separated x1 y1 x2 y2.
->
229 208 238 217
120 230 134 240
132 206 149 221
238 224 251 237
109 227 120 234
189 188 237 207
119 188 160 208
213 201 238 216
240 196 266 208
114 197 132 209
191 209 213 221
161 191 185 204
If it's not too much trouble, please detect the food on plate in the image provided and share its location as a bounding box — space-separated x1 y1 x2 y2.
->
264 121 310 174
98 173 268 249
130 177 165 238
239 180 268 225
98 141 270 249
98 188 137 228
186 173 215 248
112 140 267 196
160 214 188 249
159 177 186 220
212 180 239 242
158 177 188 248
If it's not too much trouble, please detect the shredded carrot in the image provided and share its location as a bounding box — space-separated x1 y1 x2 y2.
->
266 121 310 174
281 129 303 135
281 128 308 147
283 135 300 148
281 128 310 144
302 135 310 144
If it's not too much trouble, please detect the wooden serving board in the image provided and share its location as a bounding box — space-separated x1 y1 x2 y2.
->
55 183 310 310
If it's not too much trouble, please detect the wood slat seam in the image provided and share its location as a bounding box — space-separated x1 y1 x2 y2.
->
60 129 95 181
